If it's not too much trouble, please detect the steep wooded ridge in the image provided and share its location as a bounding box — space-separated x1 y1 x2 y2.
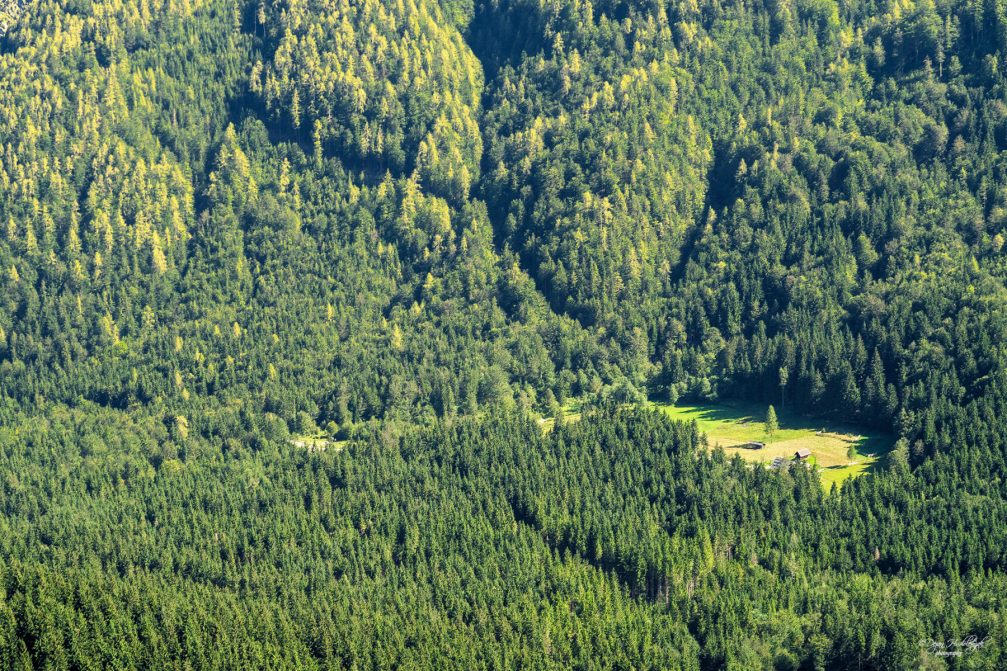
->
0 0 1005 668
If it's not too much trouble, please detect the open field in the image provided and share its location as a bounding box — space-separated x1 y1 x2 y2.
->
534 397 891 488
655 400 893 489
289 435 348 453
537 399 586 432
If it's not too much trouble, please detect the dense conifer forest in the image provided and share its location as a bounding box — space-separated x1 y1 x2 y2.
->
1 0 1007 667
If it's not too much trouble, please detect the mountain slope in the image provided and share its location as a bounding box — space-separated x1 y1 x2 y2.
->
0 0 1007 669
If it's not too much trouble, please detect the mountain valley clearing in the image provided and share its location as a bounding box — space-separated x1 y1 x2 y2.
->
659 401 893 489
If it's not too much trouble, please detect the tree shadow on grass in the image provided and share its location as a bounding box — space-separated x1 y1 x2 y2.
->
659 398 895 459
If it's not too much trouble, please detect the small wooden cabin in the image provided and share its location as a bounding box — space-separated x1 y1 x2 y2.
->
794 448 811 460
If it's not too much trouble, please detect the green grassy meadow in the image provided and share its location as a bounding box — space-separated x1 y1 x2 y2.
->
289 435 348 453
537 399 586 432
535 397 891 489
656 400 893 489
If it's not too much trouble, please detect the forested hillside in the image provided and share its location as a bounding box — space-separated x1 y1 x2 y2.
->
1 0 1007 668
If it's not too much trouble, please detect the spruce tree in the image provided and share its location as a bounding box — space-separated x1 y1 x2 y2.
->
765 405 778 436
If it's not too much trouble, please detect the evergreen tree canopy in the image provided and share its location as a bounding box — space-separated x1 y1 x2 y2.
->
0 0 1005 667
